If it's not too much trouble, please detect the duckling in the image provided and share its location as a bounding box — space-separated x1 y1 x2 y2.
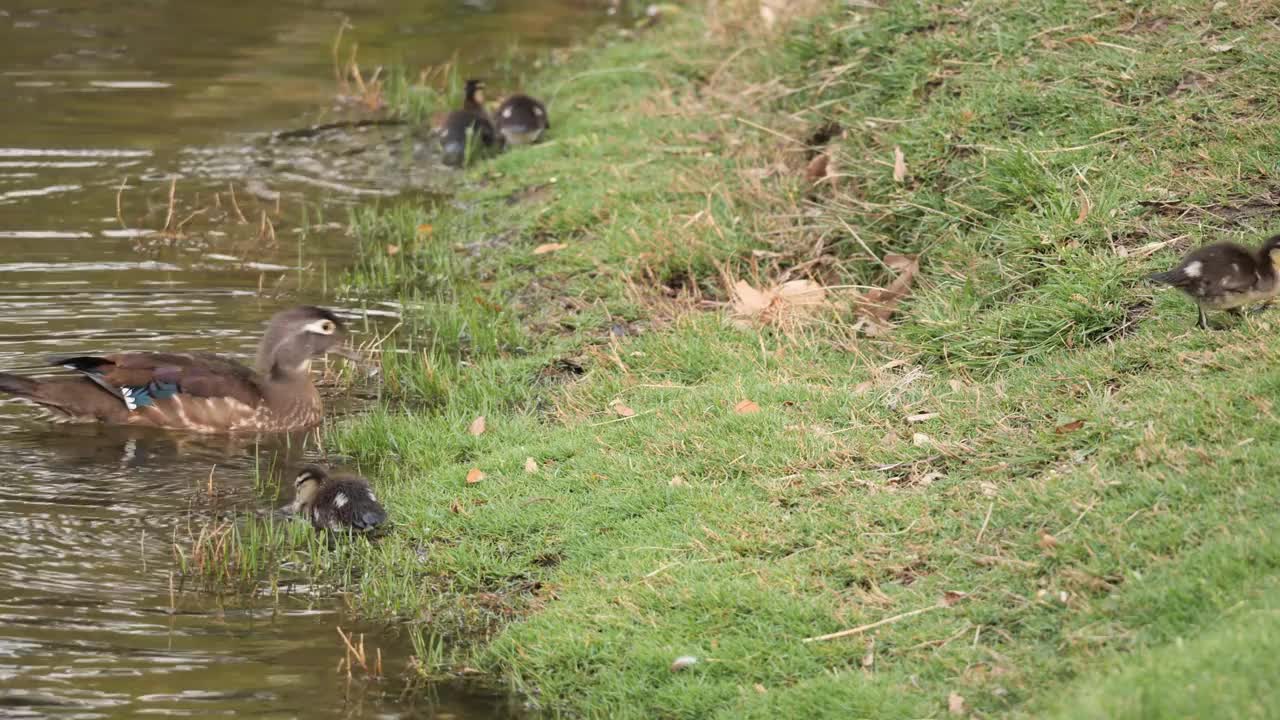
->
0 306 360 432
1148 234 1280 329
290 464 387 532
494 94 550 146
438 78 496 167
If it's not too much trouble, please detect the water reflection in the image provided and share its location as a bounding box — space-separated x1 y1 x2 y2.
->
0 0 615 716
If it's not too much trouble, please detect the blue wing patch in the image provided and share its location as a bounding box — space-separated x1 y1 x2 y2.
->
119 381 179 410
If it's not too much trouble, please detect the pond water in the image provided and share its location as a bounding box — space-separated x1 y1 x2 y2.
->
0 1 611 717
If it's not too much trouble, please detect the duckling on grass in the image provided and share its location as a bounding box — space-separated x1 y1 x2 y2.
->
495 93 549 147
1148 234 1280 329
290 464 387 533
438 78 496 167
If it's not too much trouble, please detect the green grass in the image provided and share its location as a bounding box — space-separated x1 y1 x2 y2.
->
303 0 1280 716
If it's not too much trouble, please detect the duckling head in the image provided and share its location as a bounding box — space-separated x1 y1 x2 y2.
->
1262 234 1280 269
463 79 486 108
291 463 329 511
255 306 357 380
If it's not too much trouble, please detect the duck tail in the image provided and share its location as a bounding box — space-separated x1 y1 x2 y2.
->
1147 269 1184 286
0 372 41 399
357 507 388 531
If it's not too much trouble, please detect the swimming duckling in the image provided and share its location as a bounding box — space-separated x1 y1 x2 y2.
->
494 94 549 146
290 464 387 532
438 78 496 167
1148 234 1280 329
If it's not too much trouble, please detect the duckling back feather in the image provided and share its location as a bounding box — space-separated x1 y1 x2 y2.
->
309 477 387 532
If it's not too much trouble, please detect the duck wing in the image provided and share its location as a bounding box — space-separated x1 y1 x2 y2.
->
49 352 264 411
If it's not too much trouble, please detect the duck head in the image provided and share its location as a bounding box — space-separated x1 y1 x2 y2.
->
291 463 329 511
254 306 357 380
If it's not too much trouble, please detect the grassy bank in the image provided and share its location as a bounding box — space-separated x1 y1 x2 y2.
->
324 0 1280 716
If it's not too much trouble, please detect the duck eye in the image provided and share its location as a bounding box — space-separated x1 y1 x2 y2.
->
304 319 337 335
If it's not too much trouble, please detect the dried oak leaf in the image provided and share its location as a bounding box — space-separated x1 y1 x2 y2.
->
465 468 485 484
524 457 539 473
1055 419 1085 434
854 253 920 333
734 400 761 415
805 152 830 185
893 145 908 183
533 242 567 255
468 415 487 436
730 278 827 329
613 402 637 418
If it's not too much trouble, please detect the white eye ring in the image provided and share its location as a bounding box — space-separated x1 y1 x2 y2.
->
304 319 337 335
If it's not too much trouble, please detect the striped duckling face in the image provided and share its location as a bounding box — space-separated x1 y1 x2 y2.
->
291 464 329 513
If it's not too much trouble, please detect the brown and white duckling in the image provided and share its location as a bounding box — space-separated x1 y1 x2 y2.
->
290 464 387 532
1148 234 1280 329
494 94 549 146
0 306 359 432
438 78 497 167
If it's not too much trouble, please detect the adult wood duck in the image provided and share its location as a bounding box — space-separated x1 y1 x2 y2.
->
1148 234 1280 329
290 464 387 532
0 306 357 433
495 93 549 146
438 79 497 167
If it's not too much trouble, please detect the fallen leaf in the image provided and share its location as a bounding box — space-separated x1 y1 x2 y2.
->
613 402 637 418
524 457 538 473
468 415 487 436
941 590 968 607
465 468 485 484
805 152 829 185
1055 419 1085 434
912 432 932 447
907 412 938 423
854 380 875 394
416 223 433 237
1209 42 1234 53
386 244 401 256
1075 189 1091 224
734 400 761 415
948 692 966 716
669 475 687 487
753 683 767 694
449 498 464 513
730 278 828 329
533 242 567 255
1039 531 1058 551
854 253 921 330
892 145 908 183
